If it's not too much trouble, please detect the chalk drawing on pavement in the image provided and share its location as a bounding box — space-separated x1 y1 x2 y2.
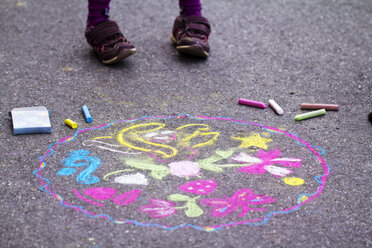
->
34 114 330 232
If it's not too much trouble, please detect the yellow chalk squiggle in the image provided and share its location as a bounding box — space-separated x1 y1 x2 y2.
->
176 124 219 148
117 123 178 158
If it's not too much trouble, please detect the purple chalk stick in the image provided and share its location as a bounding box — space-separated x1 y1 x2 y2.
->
238 98 267 109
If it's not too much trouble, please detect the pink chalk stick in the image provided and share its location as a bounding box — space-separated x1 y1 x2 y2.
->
238 98 267 109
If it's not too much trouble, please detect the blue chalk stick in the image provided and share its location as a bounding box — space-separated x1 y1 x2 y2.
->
82 105 92 123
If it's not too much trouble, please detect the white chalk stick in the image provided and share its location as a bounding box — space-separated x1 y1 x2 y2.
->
268 99 284 115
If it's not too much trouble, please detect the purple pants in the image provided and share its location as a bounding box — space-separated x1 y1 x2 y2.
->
87 0 202 27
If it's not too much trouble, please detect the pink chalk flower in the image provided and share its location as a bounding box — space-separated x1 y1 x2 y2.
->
234 148 301 177
179 180 217 195
138 199 177 218
168 161 200 178
79 188 141 206
112 189 142 206
201 188 275 218
83 187 117 200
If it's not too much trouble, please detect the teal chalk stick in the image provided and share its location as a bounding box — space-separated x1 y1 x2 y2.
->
82 105 92 123
295 109 326 121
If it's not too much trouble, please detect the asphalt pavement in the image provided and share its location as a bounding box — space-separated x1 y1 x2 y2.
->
0 0 371 247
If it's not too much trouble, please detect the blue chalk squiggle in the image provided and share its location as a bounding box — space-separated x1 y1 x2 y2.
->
57 150 101 184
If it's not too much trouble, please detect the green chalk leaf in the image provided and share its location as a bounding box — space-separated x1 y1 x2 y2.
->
184 201 204 218
167 194 191 202
151 168 171 180
215 149 235 158
198 149 235 173
122 157 170 180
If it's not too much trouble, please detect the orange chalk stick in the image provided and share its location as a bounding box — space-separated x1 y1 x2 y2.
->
300 103 339 111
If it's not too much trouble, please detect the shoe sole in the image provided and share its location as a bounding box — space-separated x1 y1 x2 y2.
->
102 48 137 65
171 35 209 58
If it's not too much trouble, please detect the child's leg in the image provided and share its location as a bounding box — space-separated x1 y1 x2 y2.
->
87 0 111 27
179 0 202 17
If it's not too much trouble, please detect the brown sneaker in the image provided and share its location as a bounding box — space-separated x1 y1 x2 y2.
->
85 20 136 64
171 16 211 58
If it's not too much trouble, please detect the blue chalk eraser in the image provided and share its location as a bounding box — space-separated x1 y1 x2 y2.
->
11 106 52 135
82 105 92 123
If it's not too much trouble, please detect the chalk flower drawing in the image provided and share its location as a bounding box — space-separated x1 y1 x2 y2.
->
168 161 200 178
36 114 330 231
83 187 117 200
179 180 217 195
138 199 177 218
75 187 142 206
111 189 142 206
167 194 204 218
201 188 276 218
233 148 302 177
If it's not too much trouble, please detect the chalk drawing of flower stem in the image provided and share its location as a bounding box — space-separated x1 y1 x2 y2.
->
121 157 170 180
167 194 204 218
138 194 204 218
197 148 237 173
138 199 177 218
121 148 248 180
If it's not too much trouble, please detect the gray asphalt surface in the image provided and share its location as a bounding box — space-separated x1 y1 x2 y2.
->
1 0 371 247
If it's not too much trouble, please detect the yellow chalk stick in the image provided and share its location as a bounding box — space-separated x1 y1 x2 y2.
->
64 119 77 129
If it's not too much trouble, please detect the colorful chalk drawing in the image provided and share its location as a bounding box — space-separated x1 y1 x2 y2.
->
33 114 330 232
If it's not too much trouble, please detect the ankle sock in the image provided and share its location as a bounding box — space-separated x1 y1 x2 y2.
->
87 0 111 27
179 0 202 17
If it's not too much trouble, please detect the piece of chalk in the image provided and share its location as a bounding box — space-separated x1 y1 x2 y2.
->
82 105 92 123
295 109 326 121
238 98 267 109
64 119 78 129
11 106 52 135
268 99 284 115
300 103 339 111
